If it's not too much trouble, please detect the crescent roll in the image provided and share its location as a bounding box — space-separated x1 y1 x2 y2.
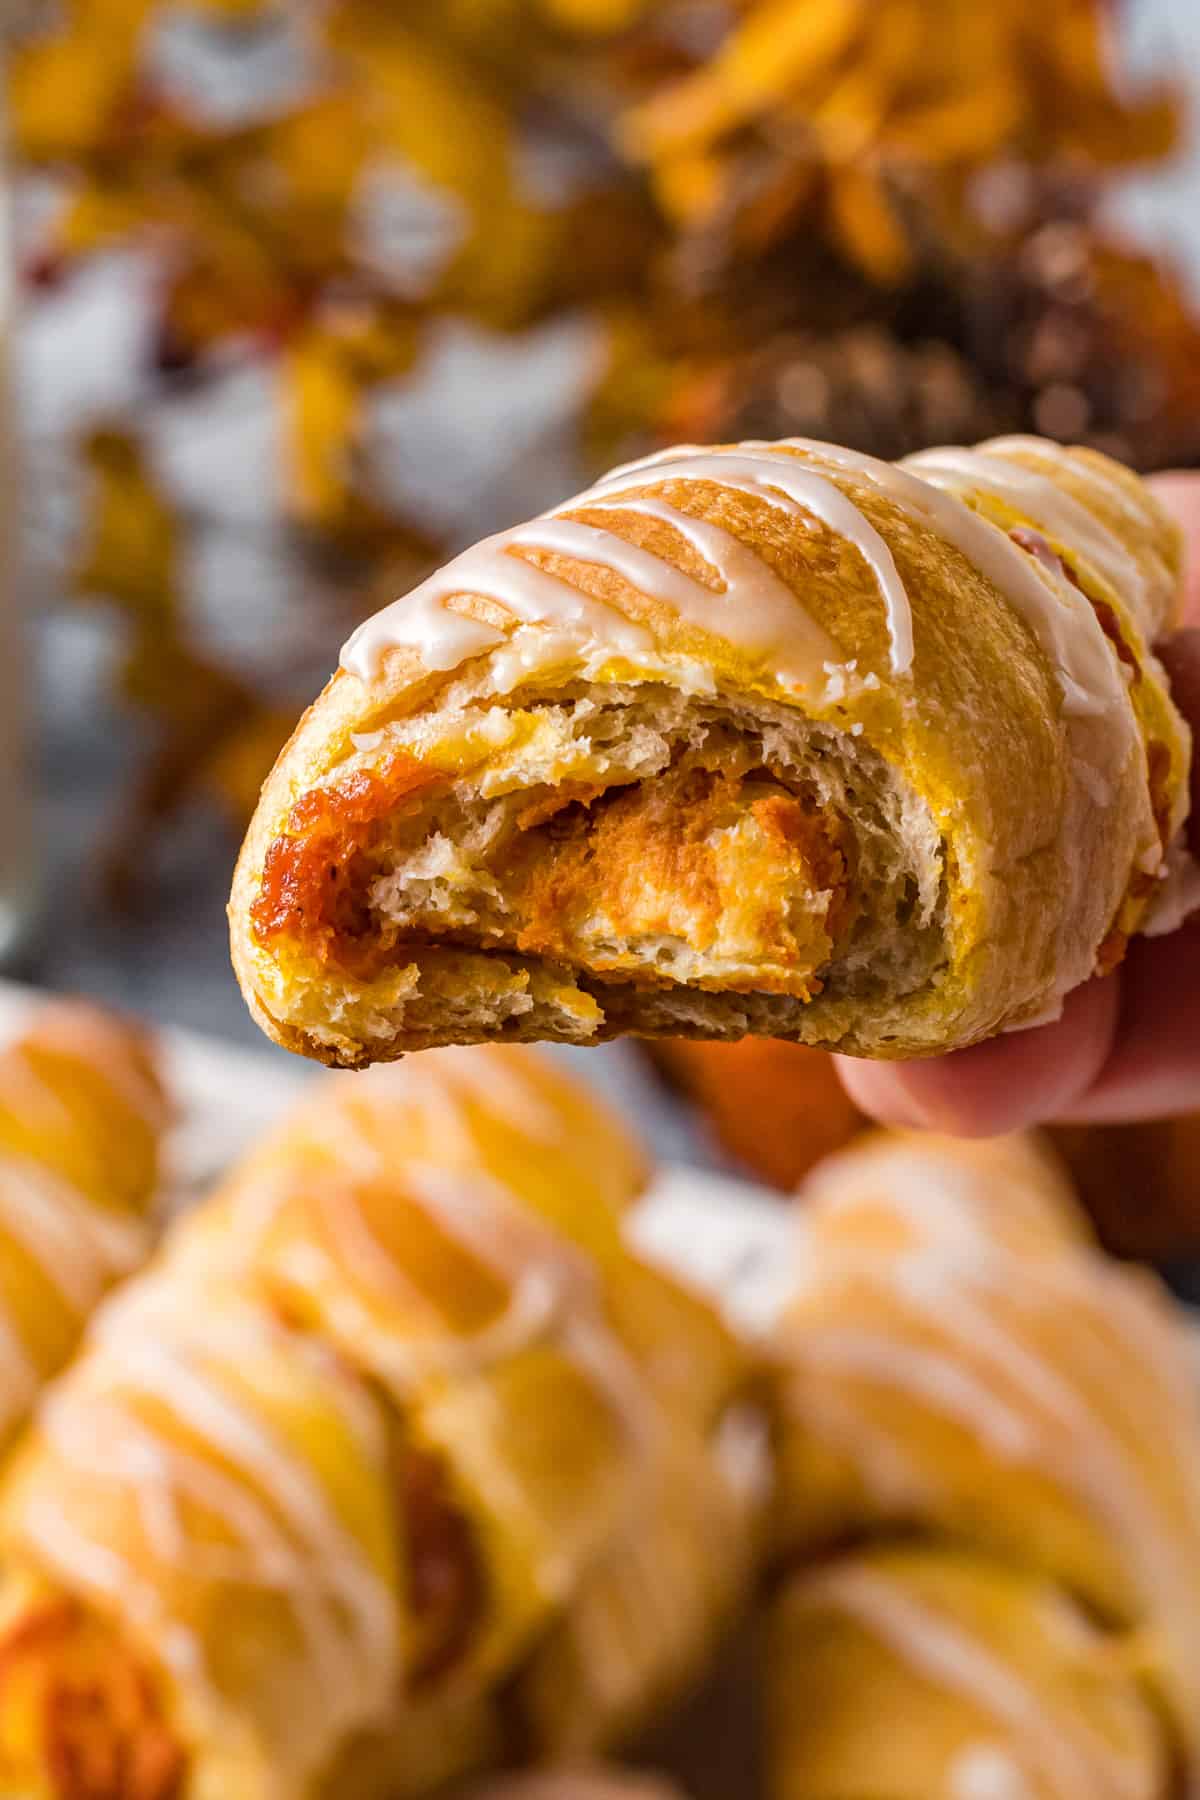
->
771 1129 1200 1775
768 1546 1165 1800
229 434 1190 1066
0 1002 166 1449
0 1048 758 1798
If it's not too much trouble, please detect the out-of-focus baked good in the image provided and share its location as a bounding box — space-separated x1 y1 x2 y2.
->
771 1128 1200 1782
0 1047 760 1798
768 1545 1165 1800
0 1000 167 1449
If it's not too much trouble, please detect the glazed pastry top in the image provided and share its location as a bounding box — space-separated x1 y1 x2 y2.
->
341 436 1174 730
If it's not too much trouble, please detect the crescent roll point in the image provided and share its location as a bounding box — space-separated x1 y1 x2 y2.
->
771 1128 1200 1786
229 433 1190 1067
0 1048 761 1799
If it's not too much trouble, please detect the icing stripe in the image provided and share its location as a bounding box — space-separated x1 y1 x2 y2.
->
904 447 1150 640
340 435 1155 735
777 439 1131 725
801 1564 1146 1800
586 448 911 676
343 440 911 692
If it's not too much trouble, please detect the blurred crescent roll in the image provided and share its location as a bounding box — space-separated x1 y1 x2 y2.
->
768 1546 1165 1800
229 435 1190 1066
772 1129 1200 1780
0 1001 166 1448
0 1047 759 1798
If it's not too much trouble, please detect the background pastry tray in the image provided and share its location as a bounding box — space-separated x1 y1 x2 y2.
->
0 979 794 1793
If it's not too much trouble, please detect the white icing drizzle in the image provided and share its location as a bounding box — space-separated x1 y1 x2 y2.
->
22 1304 401 1791
905 447 1150 640
797 1256 1200 1685
801 1143 1066 1261
396 1161 658 1461
950 1743 1036 1800
779 439 1132 725
586 446 910 677
342 533 654 680
0 1166 120 1315
804 1564 1145 1800
980 437 1180 639
788 1154 1200 1769
0 1158 147 1312
798 1329 1036 1461
267 1172 572 1401
773 435 1157 996
549 496 841 691
299 1054 599 1229
983 438 1157 529
342 437 919 693
231 1115 655 1469
92 1333 394 1650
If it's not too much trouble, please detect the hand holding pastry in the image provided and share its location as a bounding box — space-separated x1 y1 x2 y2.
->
230 436 1189 1069
840 471 1200 1134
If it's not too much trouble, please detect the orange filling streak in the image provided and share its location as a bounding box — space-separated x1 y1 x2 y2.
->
403 1448 486 1691
0 1602 184 1800
251 750 445 976
501 765 849 993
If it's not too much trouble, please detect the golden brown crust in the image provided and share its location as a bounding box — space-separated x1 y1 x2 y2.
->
230 436 1191 1068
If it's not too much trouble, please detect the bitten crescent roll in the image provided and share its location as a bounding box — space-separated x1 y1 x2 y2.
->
0 1002 167 1448
0 1048 761 1799
771 1129 1200 1783
229 434 1190 1066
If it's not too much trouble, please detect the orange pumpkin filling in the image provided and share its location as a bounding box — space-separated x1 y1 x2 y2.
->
251 750 448 977
497 763 851 996
0 1601 185 1800
252 747 853 1000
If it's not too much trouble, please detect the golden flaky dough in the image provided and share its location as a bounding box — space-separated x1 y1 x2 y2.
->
230 436 1190 1067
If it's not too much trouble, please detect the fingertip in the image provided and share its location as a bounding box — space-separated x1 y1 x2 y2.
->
834 1057 947 1132
835 975 1121 1138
